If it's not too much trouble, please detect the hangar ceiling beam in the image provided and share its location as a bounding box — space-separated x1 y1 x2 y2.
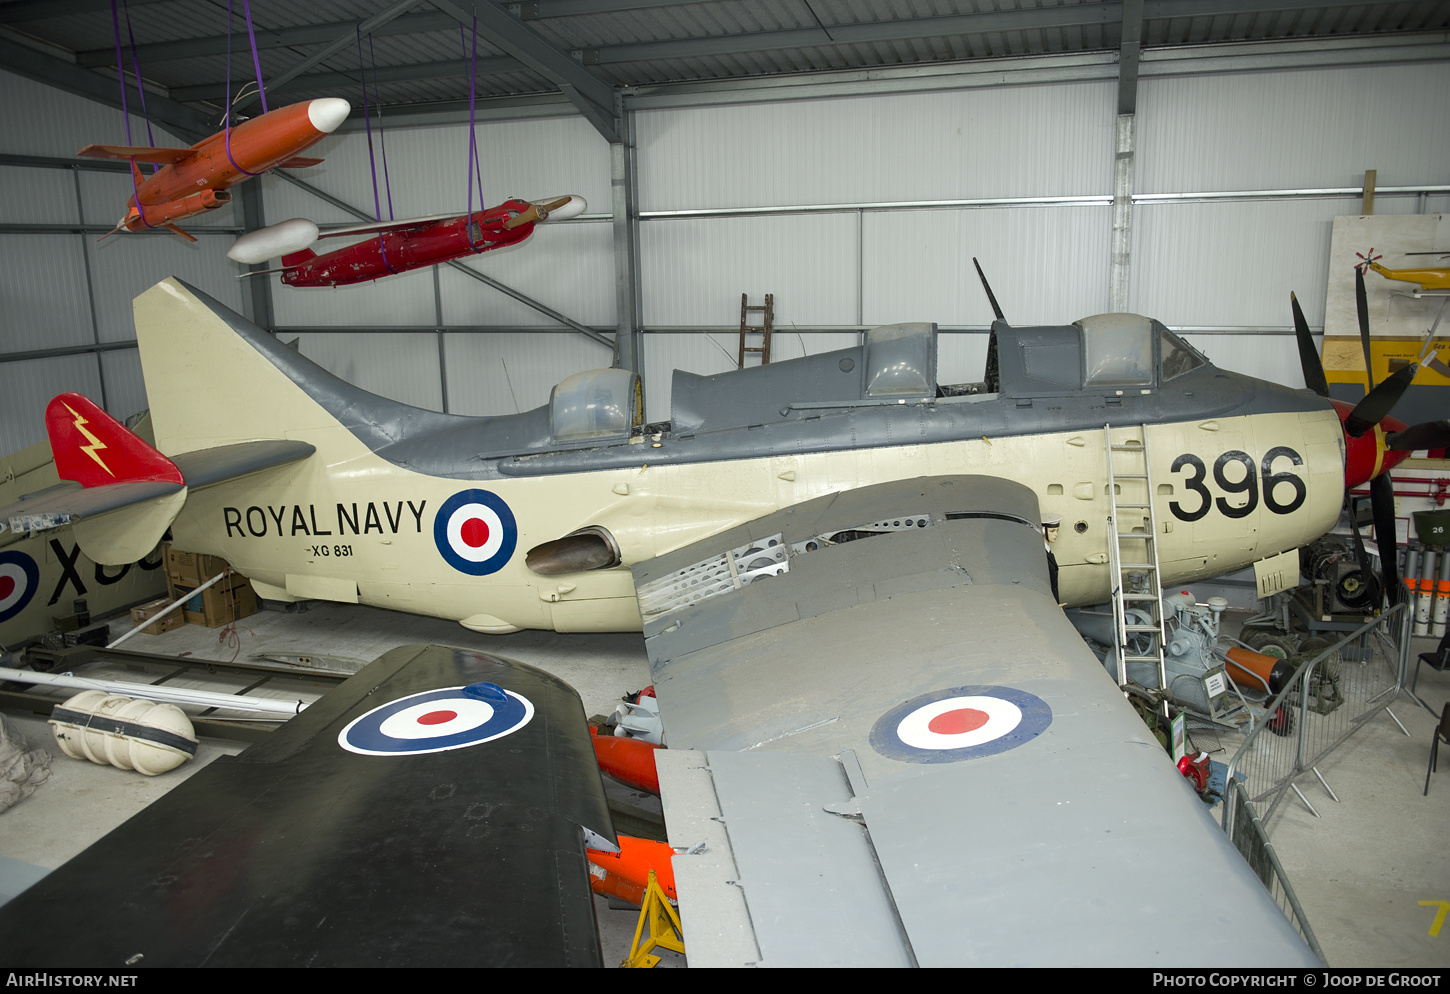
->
169 56 523 104
74 11 459 67
272 171 614 350
519 0 720 16
580 3 1124 65
0 34 211 143
1110 0 1142 313
0 0 171 22
429 0 620 143
579 0 1409 65
230 0 429 114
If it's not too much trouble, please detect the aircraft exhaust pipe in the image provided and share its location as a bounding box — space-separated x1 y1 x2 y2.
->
141 188 231 228
525 526 620 575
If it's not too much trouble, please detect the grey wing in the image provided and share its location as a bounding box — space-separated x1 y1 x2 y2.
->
632 475 1320 968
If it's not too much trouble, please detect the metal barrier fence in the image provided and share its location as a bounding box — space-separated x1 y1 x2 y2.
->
1223 603 1409 829
1215 603 1409 963
1225 778 1326 962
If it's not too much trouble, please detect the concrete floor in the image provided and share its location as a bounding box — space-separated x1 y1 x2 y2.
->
0 599 1446 968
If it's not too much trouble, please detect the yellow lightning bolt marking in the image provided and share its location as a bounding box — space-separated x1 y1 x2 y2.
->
63 402 113 477
1421 901 1450 937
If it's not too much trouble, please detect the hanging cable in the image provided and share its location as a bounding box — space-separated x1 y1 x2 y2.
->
356 25 396 275
369 33 395 222
461 16 488 251
241 0 268 114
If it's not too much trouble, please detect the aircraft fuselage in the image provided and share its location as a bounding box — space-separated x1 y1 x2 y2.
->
142 287 1342 634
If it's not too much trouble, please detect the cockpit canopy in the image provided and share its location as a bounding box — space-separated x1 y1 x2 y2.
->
550 368 641 443
1001 312 1207 397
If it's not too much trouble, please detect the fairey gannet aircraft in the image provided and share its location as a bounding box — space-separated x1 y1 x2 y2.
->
2 273 1419 965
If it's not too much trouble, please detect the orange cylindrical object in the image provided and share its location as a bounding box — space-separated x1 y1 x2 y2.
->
125 101 332 232
1225 646 1294 695
587 835 676 906
591 730 661 794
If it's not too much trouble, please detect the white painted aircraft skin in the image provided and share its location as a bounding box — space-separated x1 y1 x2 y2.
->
121 278 1343 634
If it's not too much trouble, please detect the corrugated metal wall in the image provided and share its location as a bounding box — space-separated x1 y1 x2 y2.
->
0 67 218 452
1127 61 1450 387
635 83 1116 209
2 60 1445 450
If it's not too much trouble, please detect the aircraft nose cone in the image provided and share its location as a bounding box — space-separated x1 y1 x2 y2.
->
533 195 587 222
307 98 351 134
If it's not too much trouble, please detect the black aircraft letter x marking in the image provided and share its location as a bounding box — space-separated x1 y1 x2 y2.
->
48 540 87 606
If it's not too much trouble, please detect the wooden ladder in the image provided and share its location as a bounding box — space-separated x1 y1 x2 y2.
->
738 293 773 368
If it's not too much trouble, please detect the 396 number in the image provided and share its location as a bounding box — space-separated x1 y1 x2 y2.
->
1168 447 1306 522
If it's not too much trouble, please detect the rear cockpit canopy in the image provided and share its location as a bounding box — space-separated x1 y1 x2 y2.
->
998 313 1209 397
863 322 936 400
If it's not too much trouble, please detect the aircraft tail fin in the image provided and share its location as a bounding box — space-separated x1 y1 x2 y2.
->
46 393 184 490
2 388 315 562
133 277 384 462
0 393 191 562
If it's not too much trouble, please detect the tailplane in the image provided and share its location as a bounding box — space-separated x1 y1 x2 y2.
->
1 385 314 563
46 393 184 489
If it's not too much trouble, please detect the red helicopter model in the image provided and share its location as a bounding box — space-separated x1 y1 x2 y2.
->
81 98 351 242
227 195 586 286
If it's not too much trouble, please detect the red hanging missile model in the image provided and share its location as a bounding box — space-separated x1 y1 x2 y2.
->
79 98 351 242
226 195 587 287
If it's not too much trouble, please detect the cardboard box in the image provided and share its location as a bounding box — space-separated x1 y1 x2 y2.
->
129 597 184 636
164 543 234 588
172 579 258 629
166 568 247 604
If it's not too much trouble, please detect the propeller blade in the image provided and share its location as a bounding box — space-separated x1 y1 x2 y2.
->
1343 362 1416 438
1355 265 1375 392
1387 419 1450 452
1370 473 1403 606
973 258 1005 323
1291 292 1330 398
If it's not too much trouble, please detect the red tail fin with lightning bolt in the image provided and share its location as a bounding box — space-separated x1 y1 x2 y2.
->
45 393 183 488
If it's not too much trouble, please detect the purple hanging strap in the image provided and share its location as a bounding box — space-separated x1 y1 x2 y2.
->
121 0 156 154
109 0 152 227
241 0 268 114
223 0 264 178
356 27 395 274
